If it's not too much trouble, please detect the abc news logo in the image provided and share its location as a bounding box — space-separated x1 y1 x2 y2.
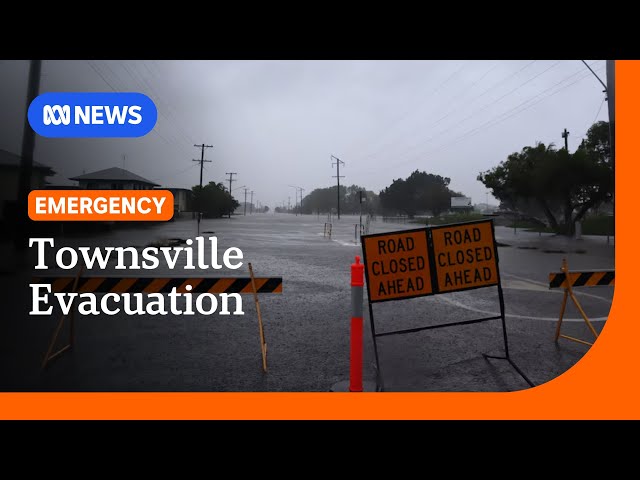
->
42 105 143 126
28 92 157 138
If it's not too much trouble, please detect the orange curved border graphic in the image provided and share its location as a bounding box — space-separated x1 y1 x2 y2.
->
0 60 634 420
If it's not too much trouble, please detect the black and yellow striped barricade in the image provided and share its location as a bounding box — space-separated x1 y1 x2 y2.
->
34 263 282 371
549 258 614 346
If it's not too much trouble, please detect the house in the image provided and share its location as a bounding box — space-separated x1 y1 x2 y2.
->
154 187 192 215
0 148 55 223
70 167 159 190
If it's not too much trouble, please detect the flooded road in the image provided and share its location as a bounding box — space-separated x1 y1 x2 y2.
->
0 213 614 392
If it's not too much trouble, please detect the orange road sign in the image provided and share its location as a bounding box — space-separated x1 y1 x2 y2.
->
362 229 432 303
431 221 499 293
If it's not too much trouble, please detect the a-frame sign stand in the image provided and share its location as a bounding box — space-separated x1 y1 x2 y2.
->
361 220 534 391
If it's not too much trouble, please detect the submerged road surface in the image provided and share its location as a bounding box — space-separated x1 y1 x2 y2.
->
0 213 614 392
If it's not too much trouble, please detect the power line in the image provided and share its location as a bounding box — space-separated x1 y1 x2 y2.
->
150 162 199 184
351 61 498 165
592 96 606 125
573 94 608 145
130 61 196 145
447 66 606 149
350 61 539 167
357 63 605 180
86 60 119 91
343 61 469 160
385 61 563 164
402 65 606 165
97 60 194 152
398 63 602 170
120 61 191 147
414 61 538 140
85 60 185 152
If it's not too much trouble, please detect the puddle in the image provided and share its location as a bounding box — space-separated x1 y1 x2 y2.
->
146 238 187 248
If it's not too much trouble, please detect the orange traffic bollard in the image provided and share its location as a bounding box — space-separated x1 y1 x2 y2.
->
350 255 364 392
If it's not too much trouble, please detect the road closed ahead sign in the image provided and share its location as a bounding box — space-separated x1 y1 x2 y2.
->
362 229 432 302
431 220 498 293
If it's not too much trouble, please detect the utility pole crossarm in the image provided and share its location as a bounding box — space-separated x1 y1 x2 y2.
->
192 144 213 189
193 143 213 236
562 128 570 151
225 172 237 219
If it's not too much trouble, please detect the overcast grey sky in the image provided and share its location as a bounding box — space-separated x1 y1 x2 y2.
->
0 60 609 208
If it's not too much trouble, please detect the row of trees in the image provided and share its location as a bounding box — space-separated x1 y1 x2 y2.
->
299 184 381 215
189 121 612 232
298 176 466 218
191 176 463 219
478 121 613 235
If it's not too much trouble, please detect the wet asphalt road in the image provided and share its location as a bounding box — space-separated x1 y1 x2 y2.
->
0 213 615 392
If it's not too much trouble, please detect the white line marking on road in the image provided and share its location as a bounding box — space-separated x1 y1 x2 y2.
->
436 294 608 322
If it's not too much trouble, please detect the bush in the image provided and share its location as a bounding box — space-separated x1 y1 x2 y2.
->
412 212 485 226
580 214 614 235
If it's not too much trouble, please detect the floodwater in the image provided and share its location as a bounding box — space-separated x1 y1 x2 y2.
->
0 213 614 392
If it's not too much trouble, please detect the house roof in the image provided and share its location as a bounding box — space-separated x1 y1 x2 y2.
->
69 167 159 186
0 148 55 173
154 187 192 193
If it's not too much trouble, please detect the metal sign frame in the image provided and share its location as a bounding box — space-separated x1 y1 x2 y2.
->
361 219 533 391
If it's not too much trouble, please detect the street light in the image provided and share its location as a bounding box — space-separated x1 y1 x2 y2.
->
288 184 302 216
228 185 245 218
359 189 367 238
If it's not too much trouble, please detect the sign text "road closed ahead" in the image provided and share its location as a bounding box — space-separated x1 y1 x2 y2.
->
431 221 498 292
362 230 432 302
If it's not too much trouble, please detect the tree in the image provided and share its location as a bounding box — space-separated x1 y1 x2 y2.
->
477 122 613 235
379 170 456 217
192 181 240 218
300 185 380 215
579 121 611 165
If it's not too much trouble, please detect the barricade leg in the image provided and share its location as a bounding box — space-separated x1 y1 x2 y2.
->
248 262 268 372
554 258 600 346
554 289 569 341
569 290 599 339
42 266 84 369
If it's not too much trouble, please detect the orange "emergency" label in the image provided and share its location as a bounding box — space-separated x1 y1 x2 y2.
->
28 190 174 221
